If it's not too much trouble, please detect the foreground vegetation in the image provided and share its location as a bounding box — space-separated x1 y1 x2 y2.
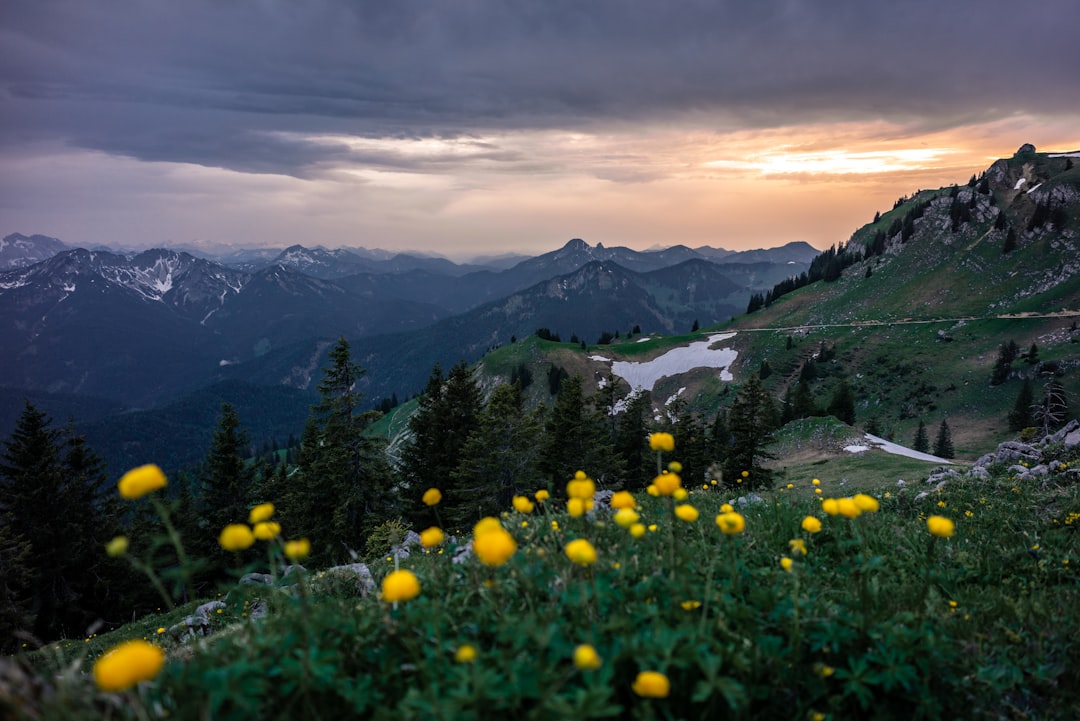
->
4 434 1079 721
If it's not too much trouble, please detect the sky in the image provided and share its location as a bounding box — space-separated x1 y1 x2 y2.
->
1 1 1078 260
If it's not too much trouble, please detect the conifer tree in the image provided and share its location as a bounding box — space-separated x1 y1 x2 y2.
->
1008 379 1035 432
0 506 34 653
792 380 817 419
288 338 394 563
827 380 856 426
615 390 653 488
201 404 255 535
933 419 955 459
722 373 774 489
912 420 930 453
1033 379 1068 437
539 375 623 489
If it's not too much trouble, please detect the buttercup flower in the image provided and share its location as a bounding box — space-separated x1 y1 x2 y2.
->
284 538 311 560
473 523 517 566
632 670 671 698
218 524 255 552
253 521 281 540
674 504 699 522
853 494 880 512
648 432 675 453
564 538 598 566
611 490 636 510
927 515 955 538
512 495 535 513
422 488 442 506
381 569 421 603
93 640 165 692
801 516 822 534
573 644 602 670
716 512 746 535
105 536 129 557
420 526 445 548
117 464 167 500
455 644 477 663
248 502 275 524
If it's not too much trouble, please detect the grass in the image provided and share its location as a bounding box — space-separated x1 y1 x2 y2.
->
5 439 1080 721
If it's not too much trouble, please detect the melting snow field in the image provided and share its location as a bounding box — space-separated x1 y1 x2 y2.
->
592 332 738 391
845 433 952 464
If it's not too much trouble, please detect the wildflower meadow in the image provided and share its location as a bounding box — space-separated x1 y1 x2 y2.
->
4 435 1080 721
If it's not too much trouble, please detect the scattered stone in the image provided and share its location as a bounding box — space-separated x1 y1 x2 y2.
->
240 572 273 586
323 563 376 594
594 490 614 507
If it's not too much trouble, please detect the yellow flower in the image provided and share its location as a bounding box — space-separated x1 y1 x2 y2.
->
218 524 255 552
283 538 311 560
455 644 477 663
573 644 602 670
567 472 596 500
648 432 675 452
646 484 660 496
821 498 840 516
93 640 165 692
632 670 671 698
927 515 955 538
253 521 281 541
653 472 682 496
788 538 807 556
715 512 746 535
674 504 699 522
473 526 517 566
836 497 861 519
741 470 749 478
474 517 503 537
535 489 550 502
647 523 658 532
786 483 794 489
117 464 167 500
420 526 445 548
567 498 586 517
673 488 688 501
381 569 421 603
780 556 794 572
853 494 879 512
668 461 683 473
814 662 835 678
105 536 129 557
680 600 701 610
814 488 823 495
614 508 640 528
801 516 822 534
512 495 535 513
156 627 165 634
811 478 820 486
422 488 442 506
630 523 646 538
248 502 275 524
719 503 734 513
564 538 598 566
611 490 636 510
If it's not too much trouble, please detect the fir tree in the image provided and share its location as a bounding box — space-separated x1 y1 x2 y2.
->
615 390 653 488
198 403 257 571
539 376 623 489
792 381 817 420
933 419 955 459
1008 379 1035 432
827 380 856 426
912 420 930 453
722 374 775 489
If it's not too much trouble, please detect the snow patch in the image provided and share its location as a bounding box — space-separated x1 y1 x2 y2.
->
1048 152 1080 158
1026 182 1043 194
636 337 652 343
594 332 738 391
1014 178 1026 189
664 388 686 406
845 433 952 464
590 354 611 362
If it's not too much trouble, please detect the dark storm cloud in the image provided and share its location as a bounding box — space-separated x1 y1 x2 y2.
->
1 0 1076 176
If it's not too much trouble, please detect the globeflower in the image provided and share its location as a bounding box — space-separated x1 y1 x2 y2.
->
632 670 671 698
653 472 681 496
117 464 167 500
93 640 165 692
648 432 675 453
674 504 699 522
105 536 129 557
567 498 586 517
573 644 602 670
821 498 840 516
614 508 640 528
381 569 421 603
422 488 442 506
564 538 598 566
218 524 255 552
780 556 794 572
252 521 281 541
715 512 746 535
836 497 861 519
535 489 550 502
473 522 517 566
719 503 734 513
420 526 445 548
927 515 955 538
566 471 596 500
630 523 646 538
248 502 275 524
853 493 880 512
801 516 822 533
788 538 807 556
611 490 636 510
455 644 477 663
283 538 311 561
512 495 535 513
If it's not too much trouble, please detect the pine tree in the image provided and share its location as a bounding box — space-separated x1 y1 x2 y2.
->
933 419 955 459
827 380 856 426
288 338 395 563
722 373 775 489
1008 379 1035 432
912 420 930 453
450 383 545 524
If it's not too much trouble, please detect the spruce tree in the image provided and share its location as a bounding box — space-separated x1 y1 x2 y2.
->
912 420 930 453
539 375 623 489
722 373 775 489
827 380 856 426
197 403 257 571
615 391 653 488
0 507 34 653
792 381 817 419
933 419 955 459
1008 379 1035 431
